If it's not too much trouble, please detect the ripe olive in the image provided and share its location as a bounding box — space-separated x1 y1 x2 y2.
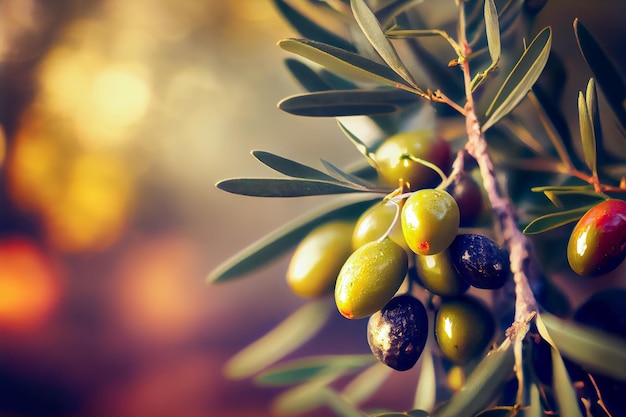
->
286 220 354 298
367 294 429 371
448 234 510 290
374 130 451 190
352 201 408 252
335 238 408 320
567 199 626 277
401 189 460 256
434 296 495 364
415 251 469 297
446 173 484 227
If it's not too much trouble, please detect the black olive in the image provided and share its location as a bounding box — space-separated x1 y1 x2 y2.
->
449 234 510 290
367 295 429 371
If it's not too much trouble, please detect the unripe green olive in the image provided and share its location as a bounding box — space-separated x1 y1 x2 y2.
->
435 296 495 365
374 130 451 190
567 199 626 277
448 234 510 290
446 173 484 227
335 239 408 319
367 294 429 371
415 251 469 297
401 189 460 255
286 221 354 298
352 201 408 252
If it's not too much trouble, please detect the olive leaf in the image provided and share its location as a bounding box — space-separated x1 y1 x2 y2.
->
412 343 436 412
432 340 515 417
341 362 392 405
482 27 552 132
321 159 377 187
522 205 591 235
285 58 335 92
216 177 372 197
337 120 376 164
535 314 585 417
278 38 412 87
372 412 429 417
252 150 342 182
272 374 346 416
207 196 379 283
540 312 626 381
574 18 626 133
274 0 356 52
351 0 419 89
223 299 333 380
484 0 500 67
578 89 597 178
255 354 377 386
278 88 419 117
375 0 425 30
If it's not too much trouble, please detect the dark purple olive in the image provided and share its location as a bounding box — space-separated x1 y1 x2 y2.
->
367 295 428 371
447 173 484 227
449 234 510 290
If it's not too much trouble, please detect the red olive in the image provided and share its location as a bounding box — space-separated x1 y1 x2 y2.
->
567 199 626 277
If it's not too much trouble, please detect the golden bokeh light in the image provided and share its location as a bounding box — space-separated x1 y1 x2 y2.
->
0 237 61 331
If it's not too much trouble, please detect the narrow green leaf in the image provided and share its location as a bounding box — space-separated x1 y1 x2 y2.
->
484 0 501 65
337 120 376 163
224 300 333 380
540 312 626 381
530 185 595 193
320 159 377 188
376 0 424 30
526 382 543 417
351 0 418 88
278 38 411 87
207 196 379 282
474 407 517 417
522 206 591 235
578 91 597 176
323 387 368 417
216 177 370 197
413 344 436 412
278 89 418 117
252 150 342 182
285 58 333 92
372 413 429 417
255 354 376 386
274 0 356 52
482 27 552 132
535 314 584 417
272 376 342 416
341 362 392 405
432 340 515 417
574 19 626 132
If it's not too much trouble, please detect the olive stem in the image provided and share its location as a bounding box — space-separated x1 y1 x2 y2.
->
459 39 539 406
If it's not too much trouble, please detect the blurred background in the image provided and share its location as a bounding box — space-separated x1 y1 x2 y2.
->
0 1 623 417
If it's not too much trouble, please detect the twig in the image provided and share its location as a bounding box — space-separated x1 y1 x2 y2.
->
460 39 539 406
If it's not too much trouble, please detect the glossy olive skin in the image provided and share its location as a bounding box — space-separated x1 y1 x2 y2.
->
567 199 626 277
352 201 408 252
447 174 484 227
367 295 429 371
374 130 451 190
415 251 469 297
401 189 460 256
449 234 510 290
435 296 495 364
335 239 408 319
286 221 354 298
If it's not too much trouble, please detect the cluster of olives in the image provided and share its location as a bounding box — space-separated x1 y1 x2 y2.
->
286 130 509 371
567 199 626 277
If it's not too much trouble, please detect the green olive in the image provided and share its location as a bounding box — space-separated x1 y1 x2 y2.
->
286 220 354 298
335 238 408 319
401 189 460 255
374 130 451 190
567 199 626 277
352 201 408 252
434 296 495 364
415 251 469 297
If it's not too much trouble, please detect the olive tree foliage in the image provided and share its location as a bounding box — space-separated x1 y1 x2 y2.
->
209 1 626 416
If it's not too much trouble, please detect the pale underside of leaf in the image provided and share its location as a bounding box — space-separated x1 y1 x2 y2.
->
484 0 501 66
